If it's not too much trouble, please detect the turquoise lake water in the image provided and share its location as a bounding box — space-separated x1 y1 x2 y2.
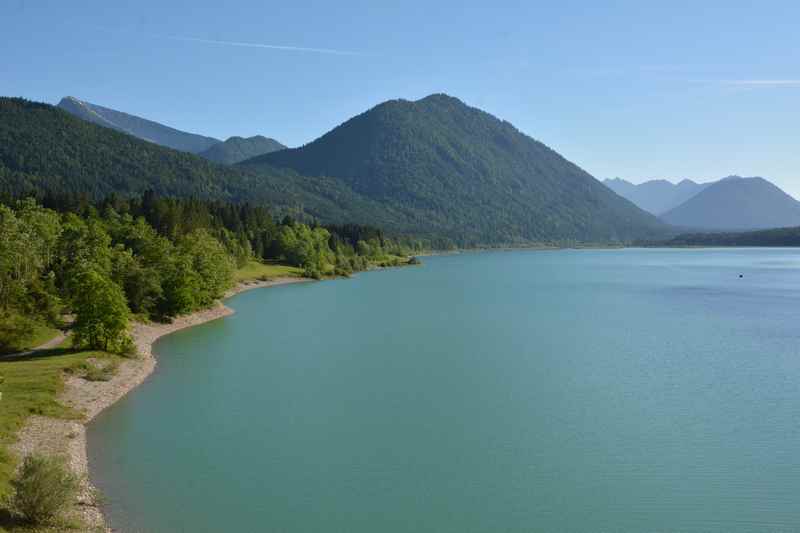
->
88 249 800 532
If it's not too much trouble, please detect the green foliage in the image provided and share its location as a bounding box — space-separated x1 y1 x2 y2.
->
0 203 64 351
70 268 131 353
0 314 36 354
178 230 235 307
0 206 48 312
7 455 79 526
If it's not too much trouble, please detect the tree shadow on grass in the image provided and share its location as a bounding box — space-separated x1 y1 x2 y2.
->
0 346 76 364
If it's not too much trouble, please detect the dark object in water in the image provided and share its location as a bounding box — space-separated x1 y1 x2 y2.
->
739 274 743 278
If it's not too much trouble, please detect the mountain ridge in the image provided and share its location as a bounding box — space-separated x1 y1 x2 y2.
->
603 177 712 214
57 96 221 153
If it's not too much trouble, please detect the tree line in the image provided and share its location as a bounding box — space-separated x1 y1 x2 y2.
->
0 193 423 353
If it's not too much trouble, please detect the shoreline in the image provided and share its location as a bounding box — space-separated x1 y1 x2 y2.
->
10 277 309 532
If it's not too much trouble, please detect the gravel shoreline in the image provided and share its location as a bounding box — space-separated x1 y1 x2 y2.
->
10 277 308 532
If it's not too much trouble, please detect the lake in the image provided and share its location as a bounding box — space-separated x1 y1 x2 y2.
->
88 249 800 532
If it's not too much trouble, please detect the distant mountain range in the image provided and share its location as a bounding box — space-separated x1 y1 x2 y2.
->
660 176 800 230
605 176 800 231
2 95 668 245
57 96 284 164
603 178 712 215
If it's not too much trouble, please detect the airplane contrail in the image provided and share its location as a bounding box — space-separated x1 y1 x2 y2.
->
167 35 368 57
721 79 800 87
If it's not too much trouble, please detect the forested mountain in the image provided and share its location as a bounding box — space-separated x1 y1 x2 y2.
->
660 176 800 230
603 178 711 215
58 96 220 153
2 98 258 200
242 94 668 243
199 135 286 165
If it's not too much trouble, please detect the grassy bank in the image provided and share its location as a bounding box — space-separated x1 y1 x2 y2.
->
0 341 121 495
233 260 304 282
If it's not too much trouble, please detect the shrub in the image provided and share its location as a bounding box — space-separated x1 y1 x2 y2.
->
8 454 79 525
119 335 138 358
84 360 119 382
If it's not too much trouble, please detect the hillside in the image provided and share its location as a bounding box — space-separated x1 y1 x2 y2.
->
660 176 800 230
655 226 800 247
242 94 668 244
604 178 711 215
57 96 221 153
199 135 286 164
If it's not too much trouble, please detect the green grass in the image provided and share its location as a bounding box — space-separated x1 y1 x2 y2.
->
0 325 61 356
0 332 118 531
233 260 303 283
0 338 117 501
369 254 417 268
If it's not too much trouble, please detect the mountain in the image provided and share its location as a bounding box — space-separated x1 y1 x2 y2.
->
57 96 221 153
241 94 668 244
199 135 286 165
660 176 800 231
603 178 711 215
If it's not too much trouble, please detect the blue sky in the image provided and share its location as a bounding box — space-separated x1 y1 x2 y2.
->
3 0 799 195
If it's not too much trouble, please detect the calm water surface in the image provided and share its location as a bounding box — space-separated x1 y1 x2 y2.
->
88 249 800 532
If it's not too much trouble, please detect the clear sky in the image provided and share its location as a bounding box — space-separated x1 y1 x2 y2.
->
3 0 799 196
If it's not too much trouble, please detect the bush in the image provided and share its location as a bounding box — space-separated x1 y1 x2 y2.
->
8 454 79 525
119 335 138 358
84 360 119 382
